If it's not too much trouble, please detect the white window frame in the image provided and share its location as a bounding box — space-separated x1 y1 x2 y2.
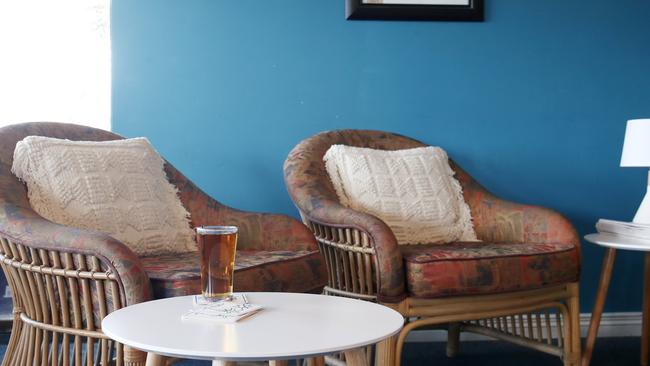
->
0 0 111 131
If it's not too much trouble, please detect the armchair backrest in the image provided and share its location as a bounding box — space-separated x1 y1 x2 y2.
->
0 123 121 213
0 122 230 237
284 129 488 223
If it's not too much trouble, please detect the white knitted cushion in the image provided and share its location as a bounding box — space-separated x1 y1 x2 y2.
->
324 145 477 245
12 136 196 256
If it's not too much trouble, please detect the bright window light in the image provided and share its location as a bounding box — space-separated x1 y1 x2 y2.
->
0 0 111 130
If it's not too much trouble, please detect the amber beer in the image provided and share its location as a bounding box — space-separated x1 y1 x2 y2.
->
196 226 238 301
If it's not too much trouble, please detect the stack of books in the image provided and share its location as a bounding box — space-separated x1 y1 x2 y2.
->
596 219 650 241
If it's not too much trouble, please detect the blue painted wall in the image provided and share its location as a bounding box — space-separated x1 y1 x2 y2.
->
111 0 650 312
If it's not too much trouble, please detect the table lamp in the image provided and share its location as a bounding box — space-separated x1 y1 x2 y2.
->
621 118 650 223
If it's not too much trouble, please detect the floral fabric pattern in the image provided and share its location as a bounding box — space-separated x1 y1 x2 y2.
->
0 122 326 308
141 250 326 298
283 129 580 303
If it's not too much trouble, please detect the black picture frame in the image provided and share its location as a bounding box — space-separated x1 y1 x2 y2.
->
345 0 484 21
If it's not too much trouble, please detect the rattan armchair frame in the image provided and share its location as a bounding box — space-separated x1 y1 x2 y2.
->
284 130 582 366
0 122 326 366
303 220 580 366
0 122 167 365
0 235 147 366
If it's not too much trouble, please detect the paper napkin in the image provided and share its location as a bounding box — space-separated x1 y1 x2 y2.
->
182 294 263 323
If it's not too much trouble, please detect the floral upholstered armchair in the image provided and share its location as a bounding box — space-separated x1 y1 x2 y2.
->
0 122 326 366
284 130 581 366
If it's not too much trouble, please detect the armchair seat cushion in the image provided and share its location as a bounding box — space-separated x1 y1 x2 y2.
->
401 241 579 298
141 249 326 298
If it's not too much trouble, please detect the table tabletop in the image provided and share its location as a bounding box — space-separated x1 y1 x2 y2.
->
101 292 404 362
585 233 650 252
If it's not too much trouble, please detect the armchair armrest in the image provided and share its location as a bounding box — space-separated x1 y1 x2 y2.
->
305 199 407 303
0 202 152 306
465 189 580 247
283 144 406 303
453 163 580 247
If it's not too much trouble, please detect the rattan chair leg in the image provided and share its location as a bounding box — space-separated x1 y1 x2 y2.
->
446 323 461 358
566 284 581 366
1 312 21 366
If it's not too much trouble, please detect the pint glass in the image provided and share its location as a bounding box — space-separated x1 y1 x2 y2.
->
195 226 238 301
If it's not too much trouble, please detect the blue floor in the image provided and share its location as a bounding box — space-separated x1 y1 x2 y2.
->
0 335 641 365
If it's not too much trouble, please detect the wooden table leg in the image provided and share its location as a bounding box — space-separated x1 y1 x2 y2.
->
376 336 397 366
582 248 617 366
642 253 650 366
145 353 167 366
305 357 325 366
269 361 288 366
344 348 368 366
212 361 236 366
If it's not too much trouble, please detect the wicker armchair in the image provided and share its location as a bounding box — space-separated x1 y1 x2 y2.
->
0 122 326 366
284 129 581 366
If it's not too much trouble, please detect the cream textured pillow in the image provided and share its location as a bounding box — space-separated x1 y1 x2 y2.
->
324 145 477 245
12 136 196 256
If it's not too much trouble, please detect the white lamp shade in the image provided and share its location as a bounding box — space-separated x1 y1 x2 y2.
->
621 119 650 167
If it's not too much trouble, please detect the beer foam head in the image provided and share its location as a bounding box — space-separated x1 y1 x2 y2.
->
196 226 238 235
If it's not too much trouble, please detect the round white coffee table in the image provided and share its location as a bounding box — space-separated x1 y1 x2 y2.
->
102 292 404 366
583 233 650 366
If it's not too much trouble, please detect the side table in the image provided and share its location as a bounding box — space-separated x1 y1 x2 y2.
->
102 292 404 366
583 233 650 366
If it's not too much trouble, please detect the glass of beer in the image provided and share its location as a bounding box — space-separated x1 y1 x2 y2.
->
195 226 238 302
